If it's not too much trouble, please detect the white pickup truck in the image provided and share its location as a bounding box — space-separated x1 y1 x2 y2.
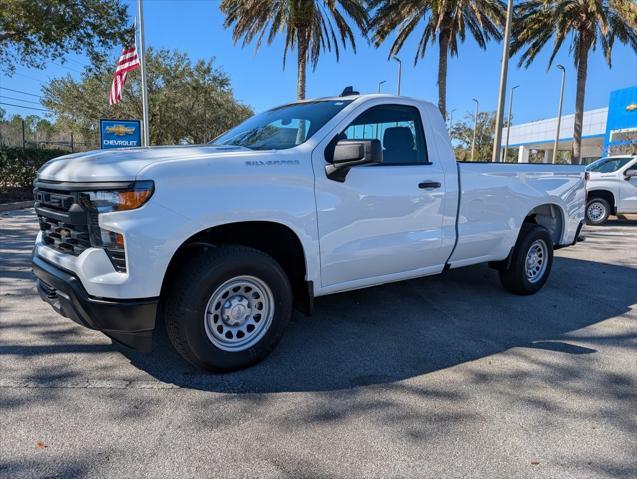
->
585 155 637 225
32 93 586 370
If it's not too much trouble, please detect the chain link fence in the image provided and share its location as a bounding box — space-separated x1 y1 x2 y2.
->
0 120 98 152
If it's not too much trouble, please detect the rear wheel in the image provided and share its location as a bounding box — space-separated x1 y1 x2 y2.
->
164 245 292 371
499 224 553 295
586 198 610 225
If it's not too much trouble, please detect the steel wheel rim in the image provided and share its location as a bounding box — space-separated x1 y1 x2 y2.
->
204 275 274 352
525 239 548 284
587 202 606 222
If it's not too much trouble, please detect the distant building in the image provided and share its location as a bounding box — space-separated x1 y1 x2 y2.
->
502 85 637 163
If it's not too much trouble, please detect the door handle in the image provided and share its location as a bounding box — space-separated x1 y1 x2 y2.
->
418 181 441 189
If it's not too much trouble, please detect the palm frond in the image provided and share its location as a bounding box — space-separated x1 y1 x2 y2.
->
371 0 506 63
220 0 369 71
511 0 637 70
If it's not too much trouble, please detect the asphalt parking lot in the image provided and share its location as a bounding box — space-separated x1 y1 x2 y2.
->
1 209 636 479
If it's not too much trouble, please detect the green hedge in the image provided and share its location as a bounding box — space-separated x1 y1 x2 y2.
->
0 147 68 190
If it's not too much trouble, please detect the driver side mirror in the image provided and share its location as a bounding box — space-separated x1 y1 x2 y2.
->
325 139 382 182
625 169 637 180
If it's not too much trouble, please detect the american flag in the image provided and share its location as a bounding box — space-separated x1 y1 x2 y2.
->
109 45 140 105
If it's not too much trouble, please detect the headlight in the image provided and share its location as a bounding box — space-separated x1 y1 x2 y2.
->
76 181 153 273
79 180 154 213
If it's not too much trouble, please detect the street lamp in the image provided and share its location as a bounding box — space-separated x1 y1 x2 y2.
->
491 0 514 162
392 56 402 95
552 64 566 164
375 80 387 137
503 85 519 162
471 98 479 161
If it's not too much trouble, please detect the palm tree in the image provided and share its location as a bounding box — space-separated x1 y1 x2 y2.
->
511 0 637 164
220 0 369 100
370 0 506 120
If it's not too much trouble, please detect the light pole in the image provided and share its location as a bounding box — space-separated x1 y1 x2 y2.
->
491 0 514 162
552 64 566 164
392 56 402 95
471 98 479 161
375 80 387 137
503 85 519 162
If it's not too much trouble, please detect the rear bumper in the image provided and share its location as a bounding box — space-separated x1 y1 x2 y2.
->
32 253 158 351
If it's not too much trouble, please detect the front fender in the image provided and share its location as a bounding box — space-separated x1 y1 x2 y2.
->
124 151 319 297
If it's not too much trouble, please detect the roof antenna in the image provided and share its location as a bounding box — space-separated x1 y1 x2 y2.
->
340 86 359 97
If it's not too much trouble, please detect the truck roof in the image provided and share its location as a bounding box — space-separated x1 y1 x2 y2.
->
275 93 434 110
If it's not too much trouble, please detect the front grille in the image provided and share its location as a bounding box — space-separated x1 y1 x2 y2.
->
35 188 91 256
34 183 126 272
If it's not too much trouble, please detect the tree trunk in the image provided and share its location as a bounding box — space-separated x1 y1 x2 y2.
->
572 34 590 165
297 29 308 101
437 29 450 120
295 27 309 144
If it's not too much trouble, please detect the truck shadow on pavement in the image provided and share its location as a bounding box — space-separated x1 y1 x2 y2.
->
2 211 635 479
118 255 637 393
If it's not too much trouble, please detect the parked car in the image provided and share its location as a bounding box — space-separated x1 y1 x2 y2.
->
31 93 586 371
585 155 637 225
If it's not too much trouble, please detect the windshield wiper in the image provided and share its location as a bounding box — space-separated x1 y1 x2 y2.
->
208 143 254 150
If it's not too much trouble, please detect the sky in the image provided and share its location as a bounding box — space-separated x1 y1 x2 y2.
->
1 0 636 126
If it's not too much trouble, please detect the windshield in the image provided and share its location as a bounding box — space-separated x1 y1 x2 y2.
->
586 157 633 173
210 100 353 150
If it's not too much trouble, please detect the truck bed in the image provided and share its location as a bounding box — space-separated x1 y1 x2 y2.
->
448 162 586 268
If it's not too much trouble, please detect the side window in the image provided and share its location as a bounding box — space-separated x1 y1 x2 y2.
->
341 105 429 164
616 158 633 172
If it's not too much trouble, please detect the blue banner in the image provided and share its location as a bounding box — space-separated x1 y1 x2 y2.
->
99 119 142 149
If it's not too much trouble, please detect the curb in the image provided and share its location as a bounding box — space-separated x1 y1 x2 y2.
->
0 201 33 212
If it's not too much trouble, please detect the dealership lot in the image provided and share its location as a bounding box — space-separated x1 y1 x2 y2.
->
1 209 636 478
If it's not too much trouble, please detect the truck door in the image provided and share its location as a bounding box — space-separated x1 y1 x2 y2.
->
312 103 449 288
619 161 637 212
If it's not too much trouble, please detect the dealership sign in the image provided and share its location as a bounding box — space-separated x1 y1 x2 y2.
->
99 119 142 149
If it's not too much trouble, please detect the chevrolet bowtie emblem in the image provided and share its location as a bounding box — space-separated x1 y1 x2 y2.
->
626 103 637 112
106 124 135 136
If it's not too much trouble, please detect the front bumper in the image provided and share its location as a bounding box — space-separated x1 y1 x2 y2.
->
32 253 158 351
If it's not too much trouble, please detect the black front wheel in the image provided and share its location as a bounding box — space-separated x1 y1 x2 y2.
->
164 245 292 371
499 224 554 295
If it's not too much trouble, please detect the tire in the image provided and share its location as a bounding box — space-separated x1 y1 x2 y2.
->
499 224 554 295
586 198 610 225
164 245 292 371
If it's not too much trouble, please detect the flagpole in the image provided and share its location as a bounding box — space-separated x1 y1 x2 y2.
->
137 0 150 147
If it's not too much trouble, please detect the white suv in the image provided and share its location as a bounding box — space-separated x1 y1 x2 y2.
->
585 155 637 225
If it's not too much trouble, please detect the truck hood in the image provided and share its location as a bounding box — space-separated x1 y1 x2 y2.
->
586 171 616 182
37 145 258 182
